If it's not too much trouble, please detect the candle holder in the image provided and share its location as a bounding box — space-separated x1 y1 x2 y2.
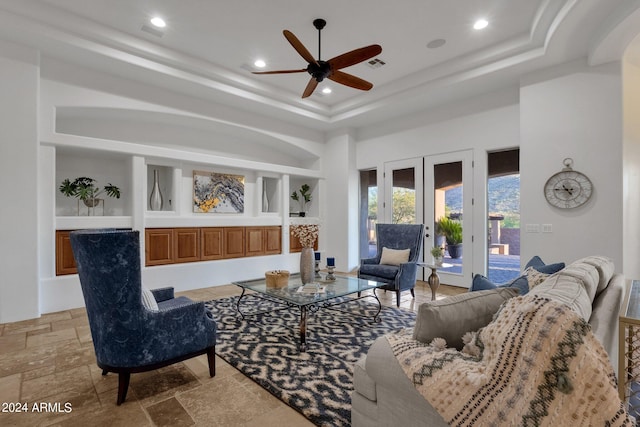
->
315 259 321 278
326 265 336 281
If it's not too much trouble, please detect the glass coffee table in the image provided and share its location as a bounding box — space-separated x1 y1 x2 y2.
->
233 274 386 351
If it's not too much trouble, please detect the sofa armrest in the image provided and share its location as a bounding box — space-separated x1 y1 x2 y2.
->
412 287 518 350
151 287 174 302
589 273 625 370
362 335 448 426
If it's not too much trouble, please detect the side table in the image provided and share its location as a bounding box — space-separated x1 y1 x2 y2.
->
417 262 453 301
619 279 640 418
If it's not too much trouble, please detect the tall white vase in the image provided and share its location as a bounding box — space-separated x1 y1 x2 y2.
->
149 169 163 211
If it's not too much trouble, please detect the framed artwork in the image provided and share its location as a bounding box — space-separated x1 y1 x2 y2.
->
193 170 245 213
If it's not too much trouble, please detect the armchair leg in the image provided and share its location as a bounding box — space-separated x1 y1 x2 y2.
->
410 288 415 298
207 347 216 377
116 372 131 405
102 369 108 376
396 291 401 307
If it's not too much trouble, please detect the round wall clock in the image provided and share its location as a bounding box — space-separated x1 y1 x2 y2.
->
543 158 593 209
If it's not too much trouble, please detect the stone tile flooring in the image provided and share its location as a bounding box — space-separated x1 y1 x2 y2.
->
0 281 464 426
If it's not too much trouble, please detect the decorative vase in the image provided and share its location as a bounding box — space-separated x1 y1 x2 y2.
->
300 247 315 284
149 169 163 211
433 256 443 267
262 180 269 213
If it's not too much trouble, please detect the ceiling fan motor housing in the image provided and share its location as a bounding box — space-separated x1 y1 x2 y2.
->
307 61 332 81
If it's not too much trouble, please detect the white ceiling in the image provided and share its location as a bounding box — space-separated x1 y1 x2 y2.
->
0 0 639 131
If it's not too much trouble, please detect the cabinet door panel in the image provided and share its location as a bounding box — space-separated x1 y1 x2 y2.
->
201 228 224 260
223 227 245 258
174 228 200 263
264 226 282 255
146 228 174 266
245 227 265 257
56 230 77 275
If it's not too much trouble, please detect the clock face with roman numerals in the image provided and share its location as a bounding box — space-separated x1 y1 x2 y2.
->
544 170 593 209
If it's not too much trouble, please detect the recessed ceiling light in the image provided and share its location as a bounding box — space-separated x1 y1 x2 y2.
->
473 19 488 30
150 17 166 28
254 59 266 68
322 87 332 94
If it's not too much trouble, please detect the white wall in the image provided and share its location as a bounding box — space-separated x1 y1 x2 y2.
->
623 60 640 279
520 60 623 269
0 41 40 323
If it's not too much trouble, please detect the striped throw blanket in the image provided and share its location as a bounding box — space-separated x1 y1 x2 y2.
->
387 295 634 426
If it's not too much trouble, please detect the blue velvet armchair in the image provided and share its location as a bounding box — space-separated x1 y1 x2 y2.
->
358 223 425 307
70 229 216 405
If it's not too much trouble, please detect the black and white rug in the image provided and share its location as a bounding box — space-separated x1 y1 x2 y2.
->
205 294 416 426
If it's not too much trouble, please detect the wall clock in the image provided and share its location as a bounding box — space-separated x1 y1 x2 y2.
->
543 158 593 209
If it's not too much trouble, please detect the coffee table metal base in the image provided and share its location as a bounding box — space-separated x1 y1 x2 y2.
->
235 287 382 352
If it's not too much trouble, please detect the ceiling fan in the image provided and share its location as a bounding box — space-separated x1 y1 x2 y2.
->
253 19 382 98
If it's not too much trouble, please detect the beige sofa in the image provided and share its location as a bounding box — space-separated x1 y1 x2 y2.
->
352 256 626 426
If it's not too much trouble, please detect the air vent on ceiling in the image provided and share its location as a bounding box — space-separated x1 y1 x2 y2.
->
367 58 386 69
141 25 164 38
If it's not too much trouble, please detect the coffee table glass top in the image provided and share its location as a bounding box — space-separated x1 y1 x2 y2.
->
233 274 385 306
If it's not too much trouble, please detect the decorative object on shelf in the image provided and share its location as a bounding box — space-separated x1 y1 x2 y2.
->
291 224 319 285
265 270 290 288
430 246 444 266
291 184 312 217
326 257 336 281
262 180 269 213
149 169 164 211
314 251 321 278
59 176 120 216
437 216 463 259
544 157 593 209
193 170 244 213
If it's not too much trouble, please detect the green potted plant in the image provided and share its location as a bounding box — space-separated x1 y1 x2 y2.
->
430 246 444 266
291 184 312 217
437 217 463 259
59 177 121 213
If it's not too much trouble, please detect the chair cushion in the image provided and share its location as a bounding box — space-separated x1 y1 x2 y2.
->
141 286 159 311
379 247 410 266
412 287 519 350
359 263 399 280
529 273 592 321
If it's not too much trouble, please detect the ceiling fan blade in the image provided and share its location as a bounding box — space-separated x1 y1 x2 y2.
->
252 69 307 75
328 45 382 70
283 30 319 66
302 78 319 98
329 70 374 91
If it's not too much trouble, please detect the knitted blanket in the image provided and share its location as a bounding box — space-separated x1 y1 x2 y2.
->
387 295 634 426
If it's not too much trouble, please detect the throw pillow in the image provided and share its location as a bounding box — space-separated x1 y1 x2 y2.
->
523 266 551 291
524 256 565 274
141 286 159 311
412 287 519 350
379 247 410 266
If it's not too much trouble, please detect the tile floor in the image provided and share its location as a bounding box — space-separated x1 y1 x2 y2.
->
0 280 464 426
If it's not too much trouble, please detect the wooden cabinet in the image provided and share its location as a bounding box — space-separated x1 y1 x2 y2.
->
174 228 200 263
201 228 224 260
145 228 174 266
246 227 265 257
264 226 282 255
223 227 245 258
56 230 77 275
144 226 281 266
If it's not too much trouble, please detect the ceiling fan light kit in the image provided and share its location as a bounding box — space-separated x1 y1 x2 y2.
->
253 18 382 98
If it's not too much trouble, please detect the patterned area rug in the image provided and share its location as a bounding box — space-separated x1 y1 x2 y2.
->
205 294 416 426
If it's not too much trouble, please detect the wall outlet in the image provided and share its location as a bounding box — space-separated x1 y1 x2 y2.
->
542 224 553 233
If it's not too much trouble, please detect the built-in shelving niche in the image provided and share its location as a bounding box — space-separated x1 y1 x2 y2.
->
146 165 175 213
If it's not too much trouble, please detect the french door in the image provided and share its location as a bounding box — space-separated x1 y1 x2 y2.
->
424 150 473 287
383 158 423 226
